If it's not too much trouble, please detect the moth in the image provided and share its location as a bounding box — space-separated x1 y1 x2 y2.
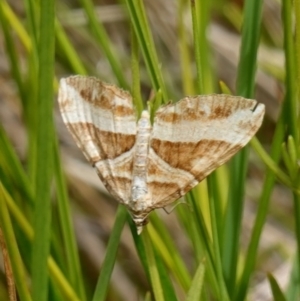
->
58 75 265 234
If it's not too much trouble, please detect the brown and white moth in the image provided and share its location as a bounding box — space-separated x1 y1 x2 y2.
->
58 75 265 234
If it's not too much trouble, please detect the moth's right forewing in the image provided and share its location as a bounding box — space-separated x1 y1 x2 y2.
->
147 94 265 207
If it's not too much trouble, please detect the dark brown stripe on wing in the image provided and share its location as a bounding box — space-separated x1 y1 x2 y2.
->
66 76 134 117
155 95 257 122
80 90 134 117
97 174 132 204
147 181 181 206
150 138 238 175
68 122 136 162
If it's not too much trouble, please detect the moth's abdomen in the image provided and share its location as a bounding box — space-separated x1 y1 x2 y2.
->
131 110 151 203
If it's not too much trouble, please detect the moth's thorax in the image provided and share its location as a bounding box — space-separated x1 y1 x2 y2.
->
130 110 152 213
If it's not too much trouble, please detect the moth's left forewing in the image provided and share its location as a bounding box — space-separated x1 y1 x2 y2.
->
58 76 137 204
147 94 265 208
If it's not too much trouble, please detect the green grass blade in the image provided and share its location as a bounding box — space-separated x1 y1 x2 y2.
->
77 0 128 88
178 0 194 95
190 2 228 296
53 138 86 301
31 0 55 300
222 0 263 295
251 137 294 189
286 255 300 301
124 0 168 101
153 251 178 301
0 184 32 301
0 125 34 205
208 179 230 301
0 0 31 51
296 0 300 139
186 260 205 301
234 117 285 301
48 258 81 301
267 273 287 301
0 1 25 102
130 219 178 301
191 0 212 94
282 0 300 285
191 0 203 93
235 1 263 97
207 174 223 245
176 193 221 299
292 190 300 279
143 229 165 301
219 81 232 95
92 206 127 301
286 136 298 179
282 0 298 145
148 218 191 291
130 26 143 115
0 228 16 301
3 183 81 301
129 218 149 273
23 0 38 50
55 20 87 75
188 190 214 266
